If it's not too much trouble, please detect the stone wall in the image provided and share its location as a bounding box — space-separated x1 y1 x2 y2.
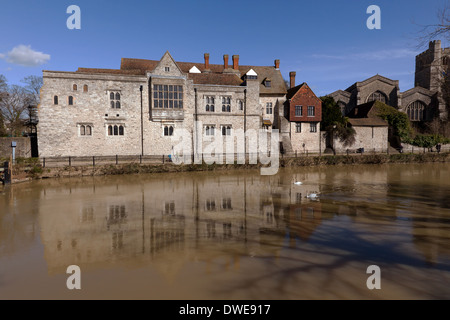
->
328 126 388 153
0 137 32 158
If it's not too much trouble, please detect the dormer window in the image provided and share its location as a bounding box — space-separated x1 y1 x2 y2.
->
264 78 271 88
246 69 258 80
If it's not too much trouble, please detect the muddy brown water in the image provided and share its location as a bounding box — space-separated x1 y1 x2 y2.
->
1 163 449 299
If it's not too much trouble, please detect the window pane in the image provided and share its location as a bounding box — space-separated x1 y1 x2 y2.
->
119 126 124 136
116 101 120 109
110 92 114 100
80 125 85 136
169 100 173 108
174 100 178 108
154 92 158 99
179 101 183 108
169 85 173 91
114 125 118 135
164 85 168 91
111 101 115 108
116 92 120 100
164 126 168 136
86 125 92 135
178 86 183 92
54 96 58 105
108 125 112 136
164 100 168 108
169 126 174 136
153 85 158 91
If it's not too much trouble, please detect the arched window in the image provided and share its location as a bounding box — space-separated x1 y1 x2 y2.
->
367 91 388 104
80 125 85 136
86 125 92 136
68 96 73 105
222 126 226 136
108 125 113 136
110 101 115 108
110 92 115 100
73 84 77 91
116 101 121 109
164 126 169 136
169 126 173 136
119 125 124 136
83 85 88 92
115 93 120 100
114 125 118 136
222 96 231 112
54 95 58 105
406 101 426 121
239 100 243 111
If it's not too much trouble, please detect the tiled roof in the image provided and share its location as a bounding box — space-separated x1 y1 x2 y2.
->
347 101 388 126
187 73 243 86
348 118 388 126
286 83 306 100
77 55 286 94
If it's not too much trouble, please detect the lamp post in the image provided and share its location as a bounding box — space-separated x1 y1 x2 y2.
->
140 85 144 156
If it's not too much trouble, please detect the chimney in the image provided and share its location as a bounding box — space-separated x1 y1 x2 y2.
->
289 71 296 89
223 54 229 69
204 53 210 70
274 59 280 69
232 55 239 70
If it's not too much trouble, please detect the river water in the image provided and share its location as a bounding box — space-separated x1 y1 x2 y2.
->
0 163 449 300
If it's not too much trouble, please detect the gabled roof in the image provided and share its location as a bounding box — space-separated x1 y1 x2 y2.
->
285 82 320 102
347 101 388 126
345 74 399 92
401 85 436 97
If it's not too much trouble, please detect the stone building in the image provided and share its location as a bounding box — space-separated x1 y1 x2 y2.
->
38 52 288 158
328 40 448 122
326 101 389 153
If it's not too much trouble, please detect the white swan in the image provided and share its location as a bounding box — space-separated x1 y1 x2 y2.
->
293 181 302 185
306 192 319 199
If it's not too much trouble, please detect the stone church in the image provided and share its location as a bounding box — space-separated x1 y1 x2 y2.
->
328 40 448 122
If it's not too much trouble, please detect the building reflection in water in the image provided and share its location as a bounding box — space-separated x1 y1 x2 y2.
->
34 171 329 275
1 163 447 281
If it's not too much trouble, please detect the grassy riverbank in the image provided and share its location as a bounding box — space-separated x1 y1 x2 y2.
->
2 152 448 183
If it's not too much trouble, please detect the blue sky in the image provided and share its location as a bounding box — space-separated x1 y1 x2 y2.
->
0 0 448 96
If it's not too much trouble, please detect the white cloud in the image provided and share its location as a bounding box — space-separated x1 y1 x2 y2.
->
0 45 50 67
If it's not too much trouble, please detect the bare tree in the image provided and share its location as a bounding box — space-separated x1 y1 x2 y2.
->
21 75 43 106
0 85 33 136
416 5 450 48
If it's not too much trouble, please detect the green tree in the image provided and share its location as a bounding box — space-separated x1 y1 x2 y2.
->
320 96 356 147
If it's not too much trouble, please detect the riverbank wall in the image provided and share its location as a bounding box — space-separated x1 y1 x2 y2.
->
1 152 449 183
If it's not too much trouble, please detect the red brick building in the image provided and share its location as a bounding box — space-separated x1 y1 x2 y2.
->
280 71 322 154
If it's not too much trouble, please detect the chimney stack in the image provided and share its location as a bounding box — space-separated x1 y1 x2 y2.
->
204 53 210 70
289 71 296 89
223 54 229 69
232 55 239 70
274 59 280 69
